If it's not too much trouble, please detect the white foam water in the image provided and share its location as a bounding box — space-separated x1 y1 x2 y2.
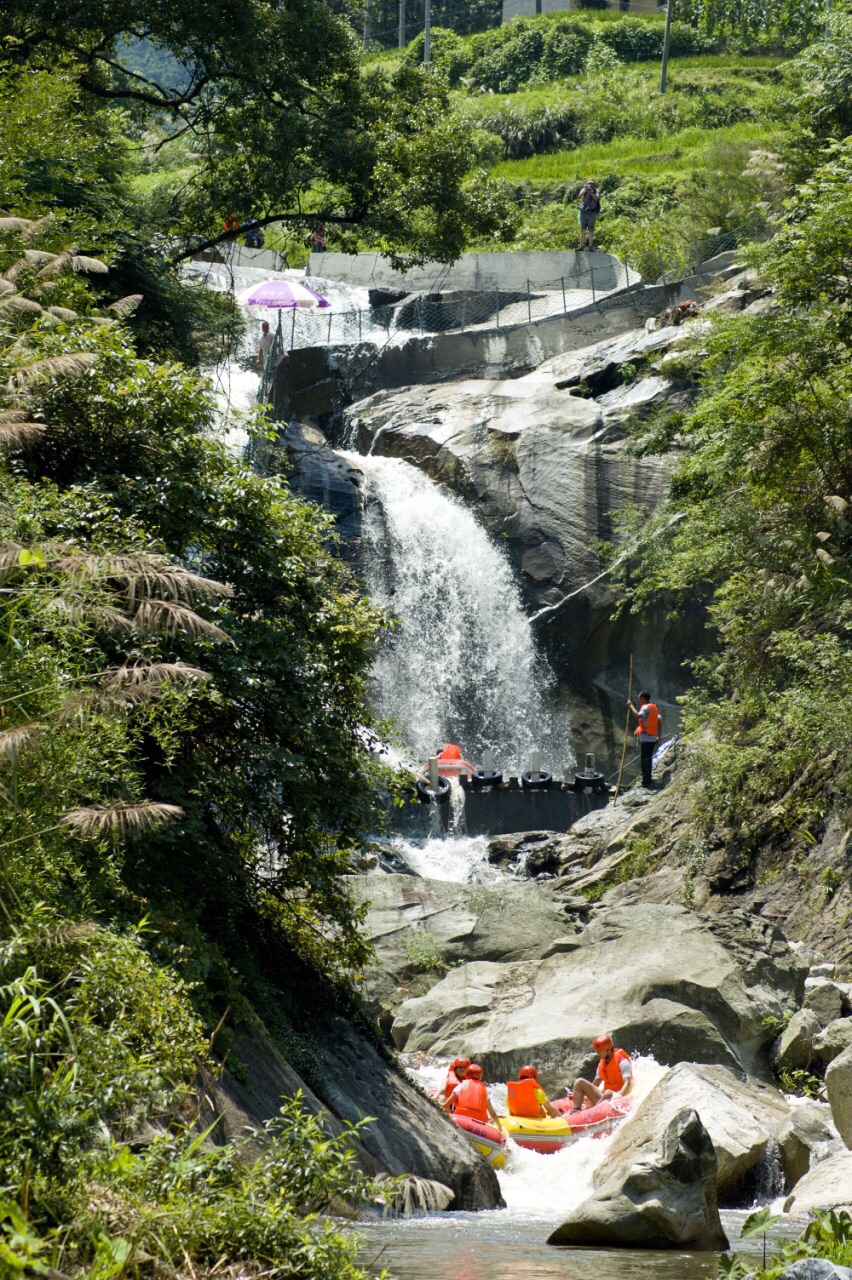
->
390 833 497 883
346 453 567 773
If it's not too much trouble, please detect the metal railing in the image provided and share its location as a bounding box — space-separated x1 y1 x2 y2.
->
256 258 642 402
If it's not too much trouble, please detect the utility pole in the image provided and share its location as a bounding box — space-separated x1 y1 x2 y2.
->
399 0 405 47
826 0 833 37
424 0 431 64
363 0 370 51
659 0 674 93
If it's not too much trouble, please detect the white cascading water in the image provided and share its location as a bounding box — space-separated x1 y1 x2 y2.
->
346 453 566 774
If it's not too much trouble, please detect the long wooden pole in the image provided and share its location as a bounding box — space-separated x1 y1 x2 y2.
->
614 653 634 802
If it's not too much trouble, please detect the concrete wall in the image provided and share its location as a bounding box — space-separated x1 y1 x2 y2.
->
307 249 638 294
273 282 679 427
502 0 656 17
398 786 610 838
194 244 290 273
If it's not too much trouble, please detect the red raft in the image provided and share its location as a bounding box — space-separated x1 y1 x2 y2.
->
551 1093 635 1139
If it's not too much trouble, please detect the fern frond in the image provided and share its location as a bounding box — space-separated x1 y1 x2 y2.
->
106 294 143 317
60 801 184 838
6 352 97 388
133 599 230 643
0 423 47 449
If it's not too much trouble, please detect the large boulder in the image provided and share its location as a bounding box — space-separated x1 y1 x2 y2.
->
784 1150 852 1215
350 873 572 1016
804 978 847 1028
391 903 805 1087
547 1108 729 1251
827 1046 852 1148
211 1020 503 1211
600 1062 789 1203
813 1018 852 1066
775 1263 852 1280
777 1103 843 1189
774 1010 820 1073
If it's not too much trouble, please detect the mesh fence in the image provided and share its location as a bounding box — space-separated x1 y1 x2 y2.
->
258 214 773 400
266 257 636 356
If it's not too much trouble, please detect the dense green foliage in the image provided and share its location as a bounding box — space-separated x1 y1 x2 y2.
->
674 0 826 45
0 219 394 1271
406 14 716 91
721 1209 852 1278
1 0 515 265
610 33 852 871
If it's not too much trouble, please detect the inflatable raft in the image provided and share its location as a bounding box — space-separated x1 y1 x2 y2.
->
451 1114 507 1169
552 1094 635 1137
500 1096 634 1154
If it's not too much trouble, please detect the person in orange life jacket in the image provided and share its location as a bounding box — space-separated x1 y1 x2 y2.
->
440 1057 469 1105
443 1063 499 1124
570 1034 632 1112
506 1064 559 1119
627 690 661 789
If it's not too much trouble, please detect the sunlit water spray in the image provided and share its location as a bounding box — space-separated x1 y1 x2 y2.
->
401 1054 667 1217
345 453 567 772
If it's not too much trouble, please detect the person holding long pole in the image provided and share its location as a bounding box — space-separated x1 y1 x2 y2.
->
628 690 661 790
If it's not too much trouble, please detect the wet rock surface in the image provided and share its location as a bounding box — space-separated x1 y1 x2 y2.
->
777 1103 843 1189
827 1046 852 1149
349 874 573 1020
784 1149 852 1215
343 321 705 762
600 1062 790 1203
547 1108 729 1251
211 1021 503 1211
390 901 806 1086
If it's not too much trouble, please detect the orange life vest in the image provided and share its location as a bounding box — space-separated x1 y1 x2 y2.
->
443 1069 465 1101
452 1079 489 1124
598 1048 631 1092
506 1077 545 1118
634 703 660 738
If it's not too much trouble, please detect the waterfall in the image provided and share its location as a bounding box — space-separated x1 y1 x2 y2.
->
346 453 567 772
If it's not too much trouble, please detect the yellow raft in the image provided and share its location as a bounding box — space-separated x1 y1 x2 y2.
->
497 1114 574 1154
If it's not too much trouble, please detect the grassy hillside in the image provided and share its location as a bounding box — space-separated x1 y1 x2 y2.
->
456 51 786 275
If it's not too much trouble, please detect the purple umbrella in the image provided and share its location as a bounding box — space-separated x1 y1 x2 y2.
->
237 279 330 308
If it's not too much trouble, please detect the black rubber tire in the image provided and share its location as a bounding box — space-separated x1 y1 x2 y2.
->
574 771 608 792
416 776 451 805
471 769 503 790
521 770 553 791
592 782 610 796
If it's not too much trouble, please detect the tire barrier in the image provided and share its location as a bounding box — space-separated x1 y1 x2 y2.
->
521 770 553 791
416 776 451 805
471 769 503 790
574 771 609 796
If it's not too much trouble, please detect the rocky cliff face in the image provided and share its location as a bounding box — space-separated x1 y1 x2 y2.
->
344 323 703 763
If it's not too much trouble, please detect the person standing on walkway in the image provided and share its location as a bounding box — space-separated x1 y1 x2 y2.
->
578 181 601 252
628 690 660 788
257 320 274 368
